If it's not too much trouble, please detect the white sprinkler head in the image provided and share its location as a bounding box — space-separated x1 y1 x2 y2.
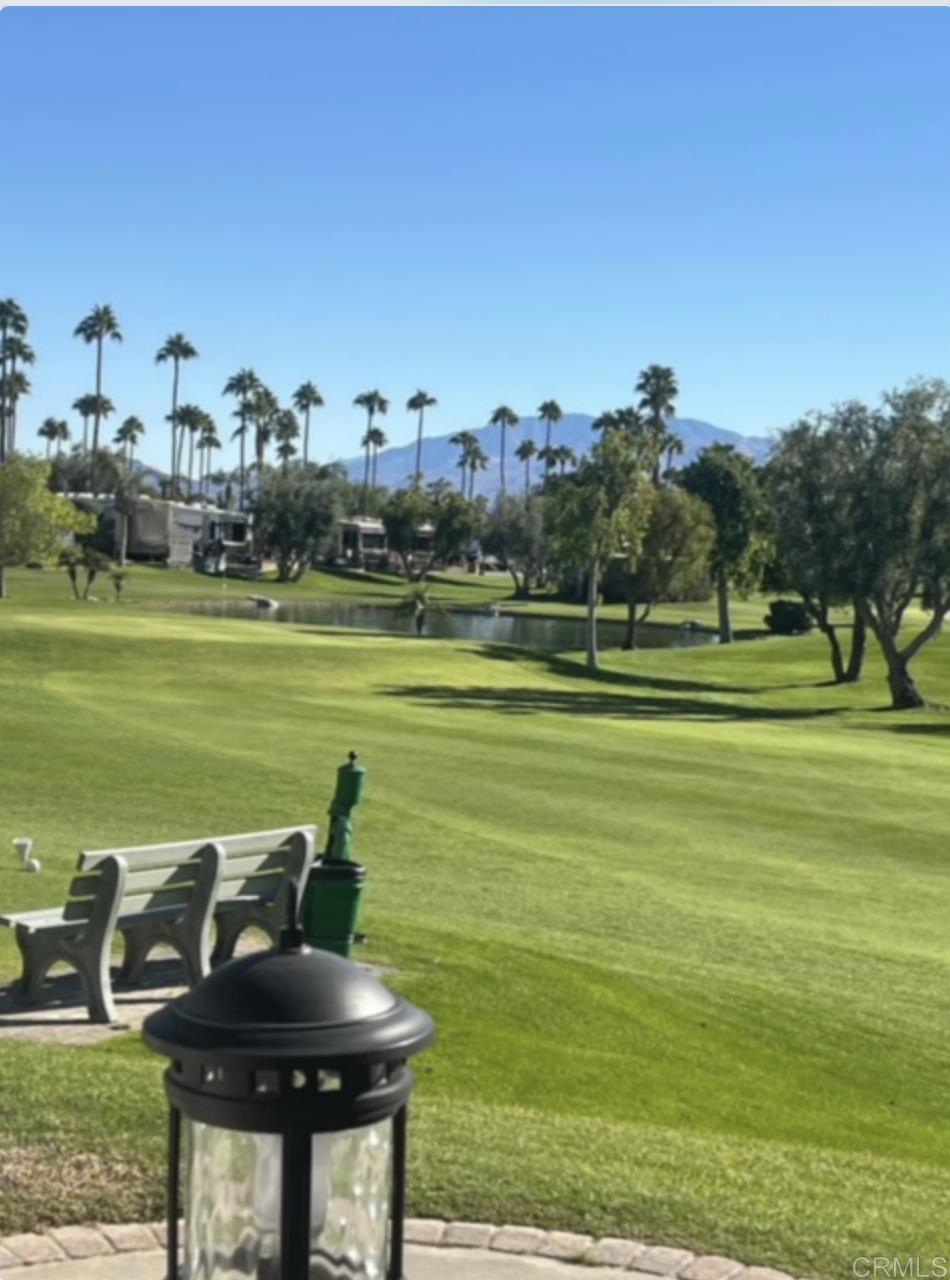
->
13 837 34 864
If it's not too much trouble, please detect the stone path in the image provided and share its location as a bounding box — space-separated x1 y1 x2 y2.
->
0 957 198 1046
0 1220 800 1279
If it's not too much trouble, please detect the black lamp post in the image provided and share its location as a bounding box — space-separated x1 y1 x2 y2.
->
143 902 434 1280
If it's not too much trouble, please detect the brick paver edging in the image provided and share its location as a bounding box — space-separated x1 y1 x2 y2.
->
0 1218 802 1278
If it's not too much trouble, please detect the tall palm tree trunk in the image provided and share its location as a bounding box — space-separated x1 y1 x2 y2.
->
361 412 373 514
0 323 7 465
91 337 103 493
170 359 180 498
371 444 379 490
415 409 425 484
239 423 247 510
82 416 89 455
303 410 310 467
585 557 600 671
524 458 530 496
188 433 196 498
500 425 507 495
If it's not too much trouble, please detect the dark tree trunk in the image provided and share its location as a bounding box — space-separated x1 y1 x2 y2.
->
239 424 247 510
500 426 506 495
884 650 926 709
304 410 310 467
812 600 845 683
843 607 867 683
716 566 732 644
0 566 6 601
585 558 599 671
622 591 638 651
91 338 103 493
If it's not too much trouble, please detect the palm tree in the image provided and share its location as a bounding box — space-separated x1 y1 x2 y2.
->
197 415 221 495
274 408 300 473
489 405 519 495
1 334 35 452
407 390 437 485
71 395 94 454
368 426 387 489
223 368 261 508
537 400 563 475
353 390 389 513
292 382 324 466
515 438 538 496
468 442 489 500
636 364 680 484
0 370 31 454
249 386 279 479
38 418 67 459
114 416 144 469
74 304 122 490
450 430 477 494
175 404 202 497
554 444 577 476
663 433 685 478
0 299 28 464
537 444 558 477
155 333 199 498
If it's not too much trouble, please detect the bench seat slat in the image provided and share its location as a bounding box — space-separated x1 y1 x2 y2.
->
79 825 315 872
0 908 70 928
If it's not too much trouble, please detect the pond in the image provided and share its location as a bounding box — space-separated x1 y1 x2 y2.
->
166 598 717 652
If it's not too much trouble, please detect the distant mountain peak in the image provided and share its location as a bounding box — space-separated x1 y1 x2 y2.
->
341 414 771 498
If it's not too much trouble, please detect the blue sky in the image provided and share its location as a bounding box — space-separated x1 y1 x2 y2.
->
2 6 948 471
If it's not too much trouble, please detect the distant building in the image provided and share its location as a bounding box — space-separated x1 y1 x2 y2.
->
71 495 255 572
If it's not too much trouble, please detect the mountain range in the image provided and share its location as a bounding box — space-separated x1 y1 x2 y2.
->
341 415 773 498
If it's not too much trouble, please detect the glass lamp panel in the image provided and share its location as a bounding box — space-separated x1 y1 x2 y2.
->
185 1119 282 1280
309 1119 393 1280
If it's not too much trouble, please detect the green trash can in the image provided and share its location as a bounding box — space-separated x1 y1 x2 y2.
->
302 752 368 958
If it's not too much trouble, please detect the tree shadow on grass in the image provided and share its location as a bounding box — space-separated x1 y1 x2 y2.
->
462 643 829 699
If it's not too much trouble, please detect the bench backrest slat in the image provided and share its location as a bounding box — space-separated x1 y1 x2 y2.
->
73 826 315 922
79 826 314 873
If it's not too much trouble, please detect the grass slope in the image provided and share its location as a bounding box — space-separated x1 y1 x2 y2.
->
0 568 948 1275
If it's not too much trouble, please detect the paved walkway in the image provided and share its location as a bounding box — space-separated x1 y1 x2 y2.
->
0 1245 620 1277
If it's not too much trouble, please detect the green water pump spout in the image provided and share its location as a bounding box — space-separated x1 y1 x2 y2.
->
325 750 366 862
302 751 368 957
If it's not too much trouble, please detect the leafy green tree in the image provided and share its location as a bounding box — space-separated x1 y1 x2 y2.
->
817 382 950 708
383 484 484 580
537 400 563 475
546 427 655 670
292 382 324 467
680 443 759 644
353 390 389 513
407 390 437 485
763 419 867 683
254 466 350 581
223 368 261 509
515 438 537 496
618 486 715 649
0 299 28 463
483 494 546 599
74 304 122 490
0 457 95 598
490 405 519 496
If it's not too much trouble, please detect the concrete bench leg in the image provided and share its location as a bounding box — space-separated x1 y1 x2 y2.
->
73 947 118 1024
12 926 56 1008
118 926 155 986
211 910 278 968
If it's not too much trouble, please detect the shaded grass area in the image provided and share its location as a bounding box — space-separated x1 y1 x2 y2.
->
1 573 949 1274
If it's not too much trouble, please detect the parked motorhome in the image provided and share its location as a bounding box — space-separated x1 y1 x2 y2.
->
79 496 255 572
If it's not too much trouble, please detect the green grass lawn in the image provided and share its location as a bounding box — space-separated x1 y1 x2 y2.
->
1 566 948 1276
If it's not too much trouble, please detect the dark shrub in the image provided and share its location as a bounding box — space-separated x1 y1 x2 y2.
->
764 599 813 635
